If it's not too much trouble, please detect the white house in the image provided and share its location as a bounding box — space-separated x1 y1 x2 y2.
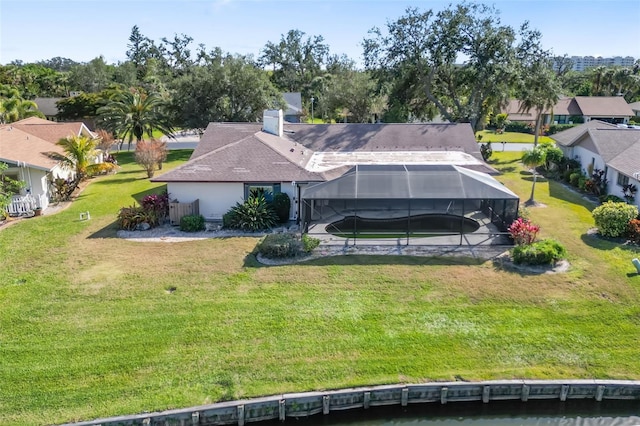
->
0 117 99 212
552 120 640 208
152 110 514 228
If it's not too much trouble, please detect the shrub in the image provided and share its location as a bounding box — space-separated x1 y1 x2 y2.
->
272 192 291 224
592 201 639 238
224 194 278 231
257 234 301 258
569 172 582 187
180 214 205 232
512 239 567 265
135 139 168 178
302 234 320 252
547 124 577 135
538 144 564 171
508 217 540 245
480 142 493 161
117 205 158 230
505 122 532 134
578 176 588 191
86 162 118 177
628 219 640 244
622 183 637 204
599 194 624 204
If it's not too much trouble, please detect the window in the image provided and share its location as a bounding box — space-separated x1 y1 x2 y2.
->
617 173 630 187
244 183 281 201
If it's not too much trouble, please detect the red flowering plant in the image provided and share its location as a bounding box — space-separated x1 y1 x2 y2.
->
508 217 540 246
141 191 170 223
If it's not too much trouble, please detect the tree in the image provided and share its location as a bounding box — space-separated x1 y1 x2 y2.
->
515 24 562 147
53 135 98 179
170 53 282 130
97 88 175 150
521 146 547 206
68 56 114 93
259 29 330 95
0 84 44 123
363 3 520 128
56 92 109 120
134 139 167 178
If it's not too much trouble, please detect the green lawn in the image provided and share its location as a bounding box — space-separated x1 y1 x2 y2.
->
476 130 555 144
1 151 639 425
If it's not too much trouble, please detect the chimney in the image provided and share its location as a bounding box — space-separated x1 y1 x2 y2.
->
262 109 283 137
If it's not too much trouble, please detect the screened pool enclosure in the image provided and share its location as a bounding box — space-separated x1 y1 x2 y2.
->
301 165 519 246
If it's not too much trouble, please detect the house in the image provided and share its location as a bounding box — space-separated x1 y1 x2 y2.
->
504 96 634 126
628 101 640 118
153 110 519 237
0 117 99 212
283 92 303 123
552 120 640 208
34 97 64 121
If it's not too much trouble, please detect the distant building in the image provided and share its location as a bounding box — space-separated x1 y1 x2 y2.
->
555 55 636 72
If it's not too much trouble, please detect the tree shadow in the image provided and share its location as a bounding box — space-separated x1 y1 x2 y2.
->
88 220 119 238
548 180 597 209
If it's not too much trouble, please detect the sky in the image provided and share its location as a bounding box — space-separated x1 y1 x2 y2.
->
1 0 639 66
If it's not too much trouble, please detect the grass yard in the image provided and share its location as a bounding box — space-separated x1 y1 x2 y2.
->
1 151 639 425
476 130 554 144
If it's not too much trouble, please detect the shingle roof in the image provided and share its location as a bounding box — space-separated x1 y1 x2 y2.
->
154 122 489 183
11 117 95 144
551 120 640 177
34 98 63 117
282 123 482 159
0 125 64 171
551 120 617 146
574 96 634 117
152 133 323 183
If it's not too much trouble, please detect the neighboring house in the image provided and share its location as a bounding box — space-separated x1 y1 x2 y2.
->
552 120 640 209
628 101 640 118
283 92 303 123
0 117 100 212
34 97 64 121
152 110 516 231
504 96 634 126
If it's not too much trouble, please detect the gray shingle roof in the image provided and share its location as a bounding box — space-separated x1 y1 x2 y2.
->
154 122 488 183
552 120 640 177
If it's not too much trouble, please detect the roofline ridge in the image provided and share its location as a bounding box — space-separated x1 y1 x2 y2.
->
254 131 323 179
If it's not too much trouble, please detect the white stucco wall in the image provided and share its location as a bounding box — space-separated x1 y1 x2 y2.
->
166 181 300 220
607 171 640 209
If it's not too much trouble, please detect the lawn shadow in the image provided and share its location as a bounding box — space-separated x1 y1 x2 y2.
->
548 180 598 208
88 220 120 238
244 251 489 268
581 232 640 253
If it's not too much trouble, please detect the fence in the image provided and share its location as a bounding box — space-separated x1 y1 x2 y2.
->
63 380 640 426
169 199 199 225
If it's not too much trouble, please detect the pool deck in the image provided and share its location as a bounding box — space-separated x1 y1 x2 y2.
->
306 210 510 247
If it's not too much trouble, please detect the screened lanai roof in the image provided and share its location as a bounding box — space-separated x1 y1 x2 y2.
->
302 164 519 200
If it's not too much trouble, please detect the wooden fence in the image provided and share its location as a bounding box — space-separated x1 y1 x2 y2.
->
169 199 199 225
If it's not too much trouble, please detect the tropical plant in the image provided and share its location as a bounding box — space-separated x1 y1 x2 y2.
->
480 142 493 161
97 88 174 150
0 84 44 123
224 194 278 231
521 147 547 206
116 205 158 230
622 183 637 204
592 201 638 238
51 135 98 179
508 217 540 245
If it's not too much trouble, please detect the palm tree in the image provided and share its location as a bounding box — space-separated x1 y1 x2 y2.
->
54 135 98 179
97 88 174 150
517 62 561 147
0 84 44 124
521 147 547 206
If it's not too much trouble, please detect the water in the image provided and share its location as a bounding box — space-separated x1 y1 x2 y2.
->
276 400 640 426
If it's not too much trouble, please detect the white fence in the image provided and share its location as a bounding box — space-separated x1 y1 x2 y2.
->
6 193 48 215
